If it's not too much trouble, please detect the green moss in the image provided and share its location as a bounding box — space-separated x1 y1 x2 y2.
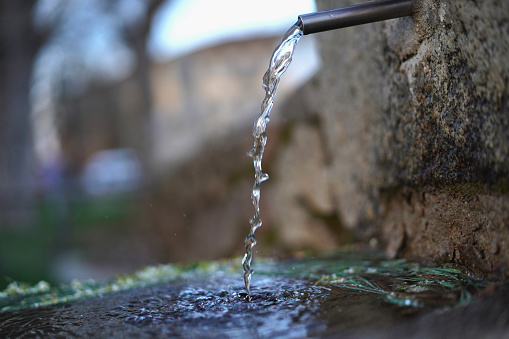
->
445 179 509 198
253 254 488 309
378 185 407 200
1 281 51 297
1 253 491 313
493 177 509 195
380 180 508 205
445 182 488 198
0 259 240 313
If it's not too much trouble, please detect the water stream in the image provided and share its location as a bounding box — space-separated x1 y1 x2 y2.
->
243 23 303 295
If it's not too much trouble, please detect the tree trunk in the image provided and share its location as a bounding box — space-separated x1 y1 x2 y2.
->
0 0 41 228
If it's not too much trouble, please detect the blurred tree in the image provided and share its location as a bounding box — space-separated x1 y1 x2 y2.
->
1 0 165 224
31 0 164 179
0 0 166 286
0 0 46 228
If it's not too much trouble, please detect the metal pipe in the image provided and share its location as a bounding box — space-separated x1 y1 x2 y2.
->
297 0 414 35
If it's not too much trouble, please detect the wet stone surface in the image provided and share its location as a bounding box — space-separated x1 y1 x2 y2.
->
1 255 508 338
0 276 326 338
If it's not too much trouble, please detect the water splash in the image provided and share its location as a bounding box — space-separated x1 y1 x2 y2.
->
242 24 303 294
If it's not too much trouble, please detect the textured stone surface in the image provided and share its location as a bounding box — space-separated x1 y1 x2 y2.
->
379 186 509 278
273 0 509 278
139 0 509 278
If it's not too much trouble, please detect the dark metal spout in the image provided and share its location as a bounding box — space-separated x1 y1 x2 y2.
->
297 0 414 35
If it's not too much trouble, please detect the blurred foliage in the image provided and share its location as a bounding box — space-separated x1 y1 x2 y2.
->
0 195 134 290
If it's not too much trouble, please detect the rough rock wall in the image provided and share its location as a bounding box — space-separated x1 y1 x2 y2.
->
272 0 509 278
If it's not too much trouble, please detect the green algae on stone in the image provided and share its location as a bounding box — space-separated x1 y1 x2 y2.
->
252 254 488 309
0 280 51 297
0 260 239 312
1 254 490 313
311 260 485 308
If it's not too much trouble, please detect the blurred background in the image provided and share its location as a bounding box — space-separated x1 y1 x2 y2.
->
0 0 321 288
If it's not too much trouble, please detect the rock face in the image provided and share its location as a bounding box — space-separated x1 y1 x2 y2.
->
272 0 509 279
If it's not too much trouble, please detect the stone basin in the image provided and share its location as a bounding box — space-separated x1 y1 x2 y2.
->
1 252 508 338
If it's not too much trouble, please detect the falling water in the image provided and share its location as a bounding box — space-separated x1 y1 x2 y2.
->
242 23 303 294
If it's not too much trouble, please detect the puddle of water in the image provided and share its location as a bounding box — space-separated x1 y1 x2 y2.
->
0 276 321 338
0 253 495 338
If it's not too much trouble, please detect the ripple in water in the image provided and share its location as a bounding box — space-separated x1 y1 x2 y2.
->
243 23 303 295
1 257 495 338
0 276 327 338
